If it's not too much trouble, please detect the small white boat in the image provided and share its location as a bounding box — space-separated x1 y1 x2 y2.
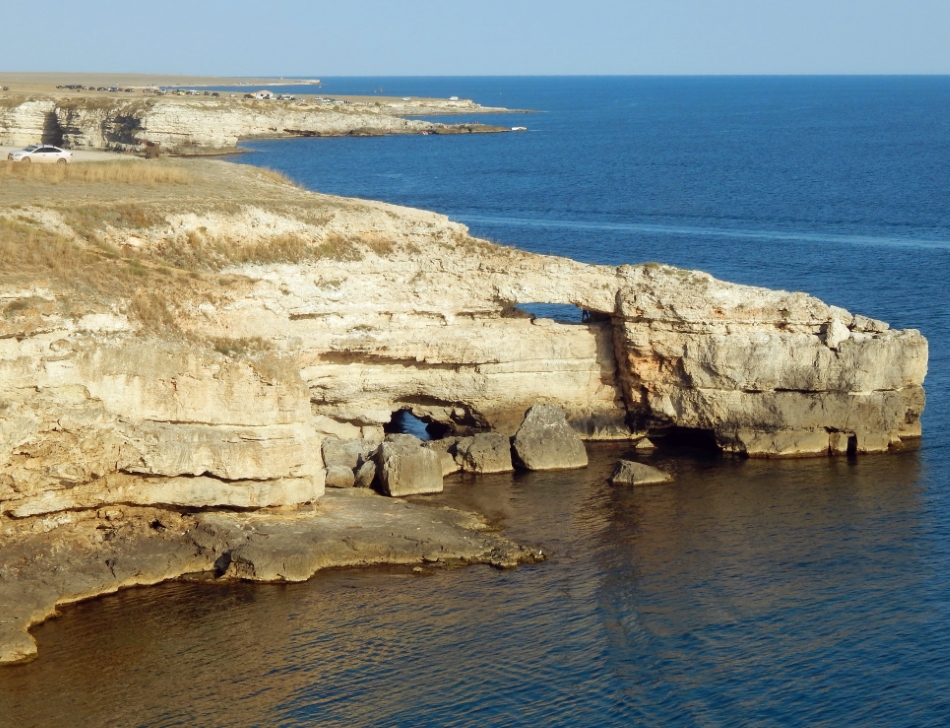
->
511 126 527 132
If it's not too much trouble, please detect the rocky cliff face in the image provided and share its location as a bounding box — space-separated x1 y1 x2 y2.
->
0 166 926 521
0 159 928 664
613 266 926 456
0 95 513 153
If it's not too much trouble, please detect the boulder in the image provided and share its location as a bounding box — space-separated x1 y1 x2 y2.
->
384 433 424 447
610 460 673 486
423 437 462 476
455 433 514 473
375 440 443 496
325 465 356 489
322 438 375 470
512 404 588 471
354 460 377 488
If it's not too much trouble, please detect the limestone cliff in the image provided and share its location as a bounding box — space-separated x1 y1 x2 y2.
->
0 94 515 153
0 157 928 665
0 159 927 522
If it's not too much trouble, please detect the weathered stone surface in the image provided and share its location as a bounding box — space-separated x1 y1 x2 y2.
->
375 441 443 496
354 460 377 488
322 438 375 470
2 474 324 518
613 264 927 456
455 433 514 473
384 433 424 448
512 404 589 471
610 460 674 486
324 466 356 489
423 438 463 477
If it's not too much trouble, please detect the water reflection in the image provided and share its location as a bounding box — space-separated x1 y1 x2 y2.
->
1 444 946 727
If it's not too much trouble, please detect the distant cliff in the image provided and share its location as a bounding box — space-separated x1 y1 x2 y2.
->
0 94 514 153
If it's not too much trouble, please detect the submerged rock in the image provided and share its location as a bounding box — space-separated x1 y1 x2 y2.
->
512 404 588 471
610 460 673 486
0 492 541 665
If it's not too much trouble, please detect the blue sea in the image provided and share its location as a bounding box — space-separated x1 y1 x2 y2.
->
3 77 949 727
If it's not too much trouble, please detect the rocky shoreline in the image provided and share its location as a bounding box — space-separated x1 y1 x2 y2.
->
0 490 541 665
0 157 928 664
0 93 519 155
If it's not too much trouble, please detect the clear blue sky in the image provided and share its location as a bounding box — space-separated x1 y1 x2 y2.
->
3 0 948 75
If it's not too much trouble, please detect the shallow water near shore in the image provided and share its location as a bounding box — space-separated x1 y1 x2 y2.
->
3 77 949 726
3 443 946 727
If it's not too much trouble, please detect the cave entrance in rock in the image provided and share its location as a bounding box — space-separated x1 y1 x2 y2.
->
509 303 607 324
385 409 440 441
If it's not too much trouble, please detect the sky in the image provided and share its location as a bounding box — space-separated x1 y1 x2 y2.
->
2 0 949 76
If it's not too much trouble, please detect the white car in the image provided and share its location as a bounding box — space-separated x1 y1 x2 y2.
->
7 145 73 164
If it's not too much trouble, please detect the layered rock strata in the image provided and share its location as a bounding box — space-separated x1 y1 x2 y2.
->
0 160 928 663
613 265 928 456
0 95 515 153
0 162 927 525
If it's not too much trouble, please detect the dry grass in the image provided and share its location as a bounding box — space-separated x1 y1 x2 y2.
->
0 161 192 185
255 167 297 186
0 215 206 331
64 204 167 243
145 230 364 271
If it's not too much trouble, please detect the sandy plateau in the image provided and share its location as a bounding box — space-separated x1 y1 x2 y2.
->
0 155 927 664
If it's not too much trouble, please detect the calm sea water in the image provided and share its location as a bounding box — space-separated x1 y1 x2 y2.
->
3 77 949 727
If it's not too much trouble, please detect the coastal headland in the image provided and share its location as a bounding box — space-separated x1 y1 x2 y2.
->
0 72 521 155
0 149 927 663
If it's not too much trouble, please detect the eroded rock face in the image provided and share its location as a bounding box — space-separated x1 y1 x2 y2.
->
0 96 512 152
612 265 927 456
0 338 325 517
512 405 590 471
0 173 929 524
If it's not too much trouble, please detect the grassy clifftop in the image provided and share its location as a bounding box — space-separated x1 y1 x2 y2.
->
0 158 495 335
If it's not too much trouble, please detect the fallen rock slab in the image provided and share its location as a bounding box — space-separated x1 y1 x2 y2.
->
325 465 356 488
375 440 443 496
512 404 588 471
354 460 377 487
424 438 463 476
322 438 375 470
610 460 674 486
455 433 514 473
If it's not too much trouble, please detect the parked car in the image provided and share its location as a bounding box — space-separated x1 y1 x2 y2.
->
7 145 73 164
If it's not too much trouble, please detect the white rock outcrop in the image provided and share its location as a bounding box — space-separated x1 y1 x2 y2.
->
0 95 512 152
0 166 928 520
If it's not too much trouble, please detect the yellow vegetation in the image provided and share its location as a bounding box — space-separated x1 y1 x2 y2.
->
0 215 206 331
0 161 192 185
